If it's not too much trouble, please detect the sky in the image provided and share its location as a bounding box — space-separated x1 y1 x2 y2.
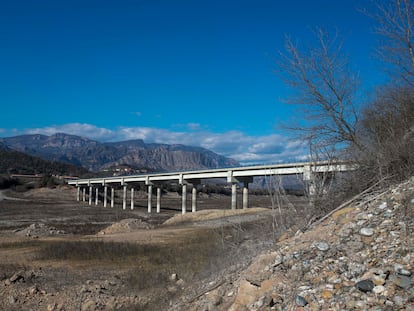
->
0 0 383 165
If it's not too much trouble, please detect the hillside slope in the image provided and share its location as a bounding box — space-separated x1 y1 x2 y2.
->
171 178 414 310
0 146 89 176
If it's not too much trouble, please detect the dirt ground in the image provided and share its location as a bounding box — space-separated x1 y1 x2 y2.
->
0 185 308 311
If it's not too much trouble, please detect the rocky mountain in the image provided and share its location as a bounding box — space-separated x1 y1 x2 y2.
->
0 133 239 172
0 147 89 176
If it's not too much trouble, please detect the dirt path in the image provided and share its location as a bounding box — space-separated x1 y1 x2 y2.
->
0 189 27 201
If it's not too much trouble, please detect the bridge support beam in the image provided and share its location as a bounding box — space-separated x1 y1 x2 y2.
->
89 186 92 206
240 177 253 209
103 185 108 208
243 186 249 209
76 187 80 202
95 188 99 206
110 188 114 208
156 187 161 213
231 183 237 210
147 184 153 213
130 188 135 210
182 184 187 214
82 187 86 202
303 164 316 196
192 187 197 212
122 185 127 210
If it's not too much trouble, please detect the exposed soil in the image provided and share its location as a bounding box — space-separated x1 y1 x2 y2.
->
0 185 306 310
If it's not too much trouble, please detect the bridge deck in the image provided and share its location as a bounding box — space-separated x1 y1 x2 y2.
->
67 160 353 186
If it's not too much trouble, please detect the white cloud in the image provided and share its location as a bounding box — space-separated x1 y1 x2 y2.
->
15 123 309 165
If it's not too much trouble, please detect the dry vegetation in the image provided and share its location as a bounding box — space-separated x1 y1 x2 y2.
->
0 185 311 310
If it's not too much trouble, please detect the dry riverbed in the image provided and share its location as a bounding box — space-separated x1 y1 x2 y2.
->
0 185 306 310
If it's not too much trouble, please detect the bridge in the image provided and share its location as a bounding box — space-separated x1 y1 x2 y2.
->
67 160 353 214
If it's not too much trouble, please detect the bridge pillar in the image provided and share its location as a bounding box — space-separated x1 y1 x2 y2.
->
82 187 86 202
122 185 127 210
76 187 80 201
182 184 187 214
192 186 197 212
240 177 253 209
103 185 108 208
243 186 249 209
130 188 135 210
303 164 316 196
147 184 153 213
89 186 93 206
110 188 115 208
156 187 161 213
231 183 237 210
95 188 99 205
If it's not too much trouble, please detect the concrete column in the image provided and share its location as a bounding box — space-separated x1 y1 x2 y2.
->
242 185 249 209
156 187 161 213
192 186 197 212
95 188 99 206
147 184 153 213
303 164 316 196
76 187 80 201
130 188 134 210
123 185 127 210
103 185 108 208
82 187 86 202
110 188 114 208
231 183 237 210
182 184 187 214
89 186 93 206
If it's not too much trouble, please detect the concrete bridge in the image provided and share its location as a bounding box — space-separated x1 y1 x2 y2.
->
67 160 353 214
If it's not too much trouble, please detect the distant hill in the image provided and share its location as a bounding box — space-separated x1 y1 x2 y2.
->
0 146 89 176
0 133 239 172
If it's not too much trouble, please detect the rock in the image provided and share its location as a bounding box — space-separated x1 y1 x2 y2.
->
81 299 97 311
295 295 308 306
170 273 178 281
359 227 374 237
315 241 329 251
355 279 374 293
391 274 412 289
372 285 386 295
8 295 16 304
47 303 57 311
176 279 185 287
9 272 24 283
377 202 388 210
29 285 39 295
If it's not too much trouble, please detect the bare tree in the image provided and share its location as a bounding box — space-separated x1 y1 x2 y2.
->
368 0 414 83
276 28 362 155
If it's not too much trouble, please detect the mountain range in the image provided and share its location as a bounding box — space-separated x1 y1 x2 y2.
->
0 133 239 172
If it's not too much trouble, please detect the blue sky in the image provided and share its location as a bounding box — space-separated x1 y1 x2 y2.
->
0 0 382 164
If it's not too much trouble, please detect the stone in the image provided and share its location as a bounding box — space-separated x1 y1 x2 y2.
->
377 202 387 210
359 227 374 237
81 299 96 311
8 295 16 304
355 279 374 293
9 272 24 283
321 289 333 299
372 285 386 294
29 285 39 295
315 241 329 252
295 295 308 307
176 279 185 287
391 274 412 289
